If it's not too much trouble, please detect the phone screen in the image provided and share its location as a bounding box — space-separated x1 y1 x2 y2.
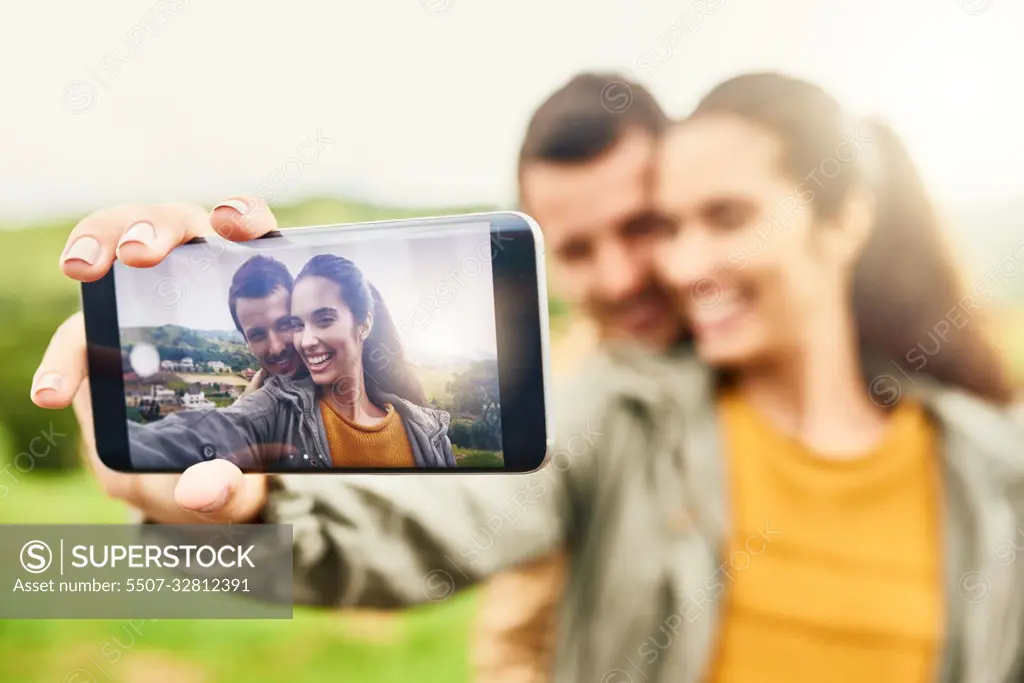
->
86 214 548 473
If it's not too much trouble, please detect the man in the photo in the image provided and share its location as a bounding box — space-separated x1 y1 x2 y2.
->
472 72 686 683
126 253 308 499
227 254 307 395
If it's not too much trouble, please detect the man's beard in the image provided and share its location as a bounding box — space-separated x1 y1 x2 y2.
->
262 350 302 378
591 283 675 334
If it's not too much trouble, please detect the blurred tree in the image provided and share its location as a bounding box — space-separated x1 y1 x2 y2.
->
448 417 474 449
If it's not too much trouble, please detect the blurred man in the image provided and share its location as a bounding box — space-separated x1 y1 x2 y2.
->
473 73 685 683
522 73 682 369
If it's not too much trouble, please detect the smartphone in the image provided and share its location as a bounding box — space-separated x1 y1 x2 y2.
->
81 211 552 474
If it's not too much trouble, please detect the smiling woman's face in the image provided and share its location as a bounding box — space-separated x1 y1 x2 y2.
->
289 275 368 388
653 114 851 369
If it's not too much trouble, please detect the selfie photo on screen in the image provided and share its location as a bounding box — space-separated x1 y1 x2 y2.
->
113 226 504 471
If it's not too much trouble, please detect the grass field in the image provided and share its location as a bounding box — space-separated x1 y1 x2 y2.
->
454 446 504 467
0 472 478 683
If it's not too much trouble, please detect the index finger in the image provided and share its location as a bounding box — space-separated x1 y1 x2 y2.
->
209 196 278 242
61 203 213 282
61 197 280 284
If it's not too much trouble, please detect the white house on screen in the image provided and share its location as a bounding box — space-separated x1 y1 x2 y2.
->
181 392 216 410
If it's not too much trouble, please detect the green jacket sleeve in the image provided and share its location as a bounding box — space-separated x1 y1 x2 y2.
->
262 471 566 608
261 375 607 609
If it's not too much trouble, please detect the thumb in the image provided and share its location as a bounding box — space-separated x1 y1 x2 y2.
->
174 459 267 523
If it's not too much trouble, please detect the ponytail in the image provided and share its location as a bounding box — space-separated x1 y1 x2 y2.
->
690 73 1014 405
850 118 1013 404
363 282 428 406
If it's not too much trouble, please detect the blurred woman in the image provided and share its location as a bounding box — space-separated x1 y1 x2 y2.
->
126 253 457 470
639 72 1019 682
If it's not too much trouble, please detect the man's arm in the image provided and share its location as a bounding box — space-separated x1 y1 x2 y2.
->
261 468 571 608
127 389 278 470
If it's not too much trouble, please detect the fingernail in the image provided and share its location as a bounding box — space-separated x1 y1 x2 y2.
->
212 199 249 216
196 487 231 513
62 236 101 266
116 221 156 256
31 372 64 398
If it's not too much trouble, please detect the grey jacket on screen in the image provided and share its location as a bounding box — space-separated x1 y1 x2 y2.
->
127 375 456 470
260 345 1024 683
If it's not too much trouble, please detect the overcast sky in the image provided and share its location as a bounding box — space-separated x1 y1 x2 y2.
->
114 222 499 361
1 0 1021 222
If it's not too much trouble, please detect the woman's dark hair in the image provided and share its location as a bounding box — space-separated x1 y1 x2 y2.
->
295 254 428 406
687 72 1013 405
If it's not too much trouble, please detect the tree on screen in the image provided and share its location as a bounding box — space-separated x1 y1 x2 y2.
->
447 360 502 451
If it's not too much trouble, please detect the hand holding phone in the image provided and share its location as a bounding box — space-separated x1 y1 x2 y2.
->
36 199 551 479
32 199 281 523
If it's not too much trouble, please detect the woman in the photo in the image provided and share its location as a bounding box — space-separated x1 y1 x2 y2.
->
125 254 457 470
287 253 454 468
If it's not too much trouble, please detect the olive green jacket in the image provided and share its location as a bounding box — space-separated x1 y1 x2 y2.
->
263 346 1024 683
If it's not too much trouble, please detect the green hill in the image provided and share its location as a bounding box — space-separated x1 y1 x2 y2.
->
122 324 258 373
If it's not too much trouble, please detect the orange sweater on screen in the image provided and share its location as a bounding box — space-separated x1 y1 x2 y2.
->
706 392 945 683
319 400 415 468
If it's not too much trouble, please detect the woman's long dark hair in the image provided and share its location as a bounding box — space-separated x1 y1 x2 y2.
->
687 72 1013 405
295 254 428 406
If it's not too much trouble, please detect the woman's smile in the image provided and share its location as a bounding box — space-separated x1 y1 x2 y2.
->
687 287 750 339
304 349 337 373
290 274 369 388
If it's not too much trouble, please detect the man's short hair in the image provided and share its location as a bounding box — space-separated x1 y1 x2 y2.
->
517 72 668 184
228 255 293 334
